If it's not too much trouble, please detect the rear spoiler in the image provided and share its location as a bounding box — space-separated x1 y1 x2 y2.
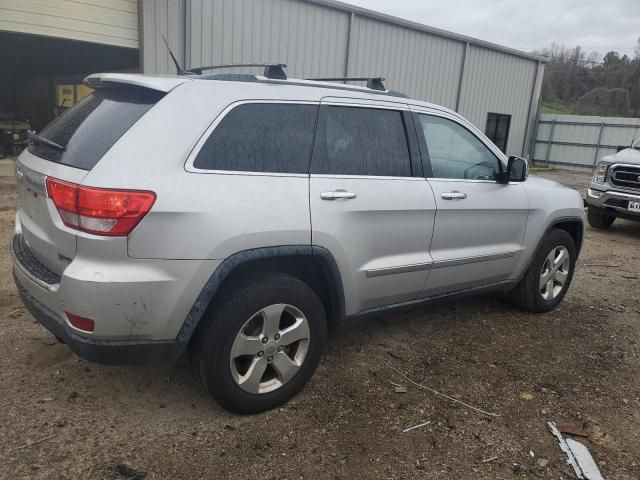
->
84 73 192 93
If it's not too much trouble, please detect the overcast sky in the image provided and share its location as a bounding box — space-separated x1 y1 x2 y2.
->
342 0 639 59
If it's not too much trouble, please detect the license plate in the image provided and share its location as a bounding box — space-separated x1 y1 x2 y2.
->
12 133 20 141
629 201 640 213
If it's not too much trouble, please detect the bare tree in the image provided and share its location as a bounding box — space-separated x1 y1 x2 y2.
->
537 41 640 117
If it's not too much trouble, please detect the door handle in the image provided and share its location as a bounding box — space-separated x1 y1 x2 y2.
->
441 191 467 200
320 190 357 201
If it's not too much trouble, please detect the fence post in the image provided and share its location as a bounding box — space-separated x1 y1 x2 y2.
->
593 122 605 168
545 119 556 167
528 96 542 162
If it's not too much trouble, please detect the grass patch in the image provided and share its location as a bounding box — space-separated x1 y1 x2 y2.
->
529 162 557 172
540 102 576 115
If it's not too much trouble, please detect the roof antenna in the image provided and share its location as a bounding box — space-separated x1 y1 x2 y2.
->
162 35 191 75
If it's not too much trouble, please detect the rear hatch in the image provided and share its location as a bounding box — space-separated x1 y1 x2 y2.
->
16 81 167 276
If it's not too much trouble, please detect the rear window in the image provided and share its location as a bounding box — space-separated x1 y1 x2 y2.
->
193 103 318 174
310 106 412 177
28 87 164 170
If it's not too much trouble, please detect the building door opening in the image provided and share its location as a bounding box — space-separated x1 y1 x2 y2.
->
485 113 511 153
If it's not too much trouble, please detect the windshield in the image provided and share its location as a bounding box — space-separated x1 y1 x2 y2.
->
27 87 164 170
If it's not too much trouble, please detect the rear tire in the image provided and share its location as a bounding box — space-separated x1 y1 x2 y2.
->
587 207 615 229
510 229 576 313
190 271 327 414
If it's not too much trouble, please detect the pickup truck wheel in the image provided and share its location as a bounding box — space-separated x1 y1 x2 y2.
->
587 207 615 229
191 272 326 414
509 229 576 313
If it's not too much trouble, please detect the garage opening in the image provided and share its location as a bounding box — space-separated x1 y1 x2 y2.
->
0 31 138 156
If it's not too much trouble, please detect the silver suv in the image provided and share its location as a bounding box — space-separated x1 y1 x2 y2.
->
586 140 640 228
11 70 584 413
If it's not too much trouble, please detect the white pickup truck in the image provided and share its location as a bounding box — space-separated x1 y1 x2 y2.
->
586 139 640 228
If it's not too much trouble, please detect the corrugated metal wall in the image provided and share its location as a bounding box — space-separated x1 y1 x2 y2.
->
0 0 138 48
187 0 349 78
534 114 640 170
141 0 543 157
349 15 464 110
458 46 540 155
141 0 185 74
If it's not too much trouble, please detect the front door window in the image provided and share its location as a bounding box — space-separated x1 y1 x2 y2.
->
418 114 501 181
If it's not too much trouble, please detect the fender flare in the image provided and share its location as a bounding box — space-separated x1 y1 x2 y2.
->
516 215 585 282
173 245 345 349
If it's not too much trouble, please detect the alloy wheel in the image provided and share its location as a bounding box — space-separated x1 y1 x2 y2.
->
539 246 570 301
230 304 310 394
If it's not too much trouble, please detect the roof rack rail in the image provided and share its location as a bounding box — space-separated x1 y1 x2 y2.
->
161 35 287 79
306 77 387 91
188 63 287 80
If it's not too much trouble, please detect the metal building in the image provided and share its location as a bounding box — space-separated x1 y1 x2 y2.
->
0 0 138 48
141 0 545 158
1 0 544 157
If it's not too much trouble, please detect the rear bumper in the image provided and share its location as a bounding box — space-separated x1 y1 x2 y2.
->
14 275 178 365
10 230 217 365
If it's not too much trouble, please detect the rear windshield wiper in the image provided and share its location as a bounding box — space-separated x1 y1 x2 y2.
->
28 132 66 151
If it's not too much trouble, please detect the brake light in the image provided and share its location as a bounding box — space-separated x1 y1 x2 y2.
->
45 177 156 236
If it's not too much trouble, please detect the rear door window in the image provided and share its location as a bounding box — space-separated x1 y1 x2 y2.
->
310 106 412 177
193 103 318 174
28 87 164 170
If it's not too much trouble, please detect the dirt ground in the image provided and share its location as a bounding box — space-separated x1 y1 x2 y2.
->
1 163 639 480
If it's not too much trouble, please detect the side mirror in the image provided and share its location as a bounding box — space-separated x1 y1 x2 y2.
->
497 156 528 183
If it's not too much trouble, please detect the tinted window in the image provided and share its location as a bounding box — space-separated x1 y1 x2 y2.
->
193 103 318 173
418 114 501 180
485 112 511 153
311 106 411 177
28 87 164 170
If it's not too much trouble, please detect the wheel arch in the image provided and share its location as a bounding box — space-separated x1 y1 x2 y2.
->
516 215 584 283
551 217 584 255
175 245 345 352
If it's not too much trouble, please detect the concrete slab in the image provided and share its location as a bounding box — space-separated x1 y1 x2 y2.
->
0 158 16 177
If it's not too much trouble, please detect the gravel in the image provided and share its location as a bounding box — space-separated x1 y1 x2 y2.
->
1 168 639 479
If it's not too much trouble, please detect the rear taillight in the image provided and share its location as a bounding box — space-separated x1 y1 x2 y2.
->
45 177 156 236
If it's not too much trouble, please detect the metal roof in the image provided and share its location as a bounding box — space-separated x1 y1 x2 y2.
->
305 0 546 63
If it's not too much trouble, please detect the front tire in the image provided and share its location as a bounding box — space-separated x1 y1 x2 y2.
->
587 206 615 229
191 272 327 414
510 229 576 313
